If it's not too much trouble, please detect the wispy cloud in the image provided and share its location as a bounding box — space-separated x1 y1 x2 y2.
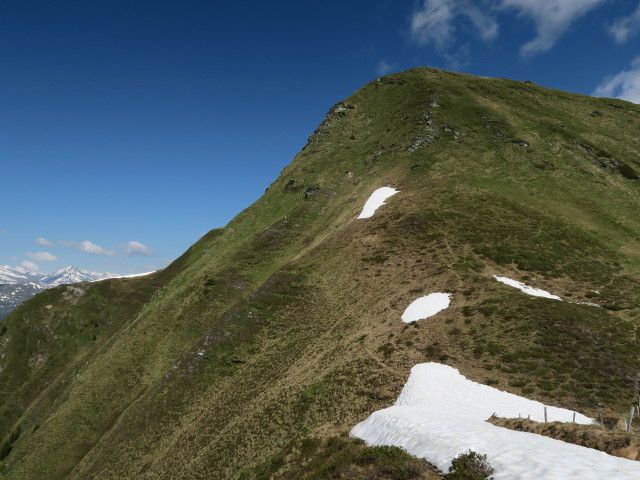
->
376 60 397 76
410 0 457 49
26 251 57 262
35 237 55 247
0 229 6 235
500 0 607 57
60 240 117 256
20 260 39 272
119 241 154 257
593 56 640 104
442 44 471 70
464 2 499 41
409 0 498 50
608 3 640 44
409 0 607 60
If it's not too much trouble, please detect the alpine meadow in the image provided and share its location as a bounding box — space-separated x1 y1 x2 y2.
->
3 68 640 478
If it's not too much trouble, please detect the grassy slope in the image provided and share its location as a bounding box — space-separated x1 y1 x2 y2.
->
1 68 640 478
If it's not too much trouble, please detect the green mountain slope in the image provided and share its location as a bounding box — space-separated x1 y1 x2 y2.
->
2 67 640 478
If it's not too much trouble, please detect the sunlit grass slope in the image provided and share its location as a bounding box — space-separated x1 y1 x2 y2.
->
1 67 640 478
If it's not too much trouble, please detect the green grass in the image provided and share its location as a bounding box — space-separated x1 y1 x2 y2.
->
2 67 640 478
241 435 436 480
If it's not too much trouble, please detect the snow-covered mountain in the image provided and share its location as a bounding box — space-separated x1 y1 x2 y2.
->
0 265 125 319
0 265 44 284
40 266 117 287
0 265 116 287
0 282 47 319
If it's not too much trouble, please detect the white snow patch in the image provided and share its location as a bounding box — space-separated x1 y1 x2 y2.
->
493 276 561 300
357 187 399 219
401 293 451 322
351 363 640 479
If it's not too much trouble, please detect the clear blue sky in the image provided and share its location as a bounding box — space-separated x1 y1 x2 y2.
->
2 0 639 275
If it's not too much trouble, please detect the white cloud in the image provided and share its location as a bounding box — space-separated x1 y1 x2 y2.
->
410 0 456 49
61 240 117 256
20 260 39 272
376 60 397 76
409 0 498 49
464 3 499 41
500 0 607 57
120 241 154 257
26 251 57 262
35 237 55 247
444 44 472 69
593 56 640 104
608 3 640 43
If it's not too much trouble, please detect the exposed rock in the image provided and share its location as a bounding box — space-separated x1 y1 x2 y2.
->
306 101 355 146
417 111 436 132
304 187 320 200
576 142 639 180
576 142 599 157
284 179 302 192
408 135 435 152
512 139 529 149
376 75 406 85
482 115 508 137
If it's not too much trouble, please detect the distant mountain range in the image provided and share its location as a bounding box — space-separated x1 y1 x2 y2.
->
0 265 142 319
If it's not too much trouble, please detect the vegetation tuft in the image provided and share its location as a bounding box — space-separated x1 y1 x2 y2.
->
445 451 494 480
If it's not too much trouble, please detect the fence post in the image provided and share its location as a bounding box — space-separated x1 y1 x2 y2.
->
544 406 547 423
599 409 604 429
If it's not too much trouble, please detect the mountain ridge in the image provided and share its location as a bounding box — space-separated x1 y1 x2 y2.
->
0 265 149 319
1 67 640 478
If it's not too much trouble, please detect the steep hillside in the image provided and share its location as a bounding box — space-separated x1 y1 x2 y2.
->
2 67 640 478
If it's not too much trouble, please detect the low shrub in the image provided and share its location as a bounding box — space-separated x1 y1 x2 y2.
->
445 450 494 480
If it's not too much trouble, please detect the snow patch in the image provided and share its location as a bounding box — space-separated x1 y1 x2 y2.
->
357 187 399 219
493 276 561 300
401 293 451 322
351 363 640 479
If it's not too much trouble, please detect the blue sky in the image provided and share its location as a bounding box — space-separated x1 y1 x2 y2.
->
2 0 639 275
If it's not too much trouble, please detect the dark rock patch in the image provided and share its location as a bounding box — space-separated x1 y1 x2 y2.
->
304 187 320 200
284 179 303 192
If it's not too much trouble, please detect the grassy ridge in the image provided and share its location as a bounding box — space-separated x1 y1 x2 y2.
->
1 67 640 478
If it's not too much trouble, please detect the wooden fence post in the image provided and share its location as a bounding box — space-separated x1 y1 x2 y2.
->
599 409 604 429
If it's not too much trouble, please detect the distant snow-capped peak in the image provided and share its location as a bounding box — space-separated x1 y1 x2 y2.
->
0 265 120 287
0 265 45 284
40 266 118 286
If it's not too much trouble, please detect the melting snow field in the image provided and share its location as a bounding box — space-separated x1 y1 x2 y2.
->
351 363 640 479
401 293 451 322
357 187 399 219
493 275 562 300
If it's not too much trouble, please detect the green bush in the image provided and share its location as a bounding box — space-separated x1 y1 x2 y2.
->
445 451 494 480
